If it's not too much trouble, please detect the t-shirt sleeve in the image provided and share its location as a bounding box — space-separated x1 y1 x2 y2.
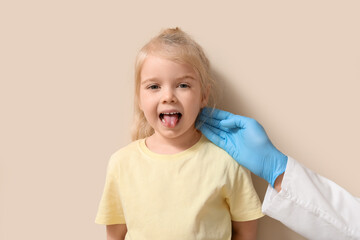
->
95 155 126 225
225 159 264 222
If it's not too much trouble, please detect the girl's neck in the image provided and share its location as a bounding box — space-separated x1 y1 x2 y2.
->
145 129 202 154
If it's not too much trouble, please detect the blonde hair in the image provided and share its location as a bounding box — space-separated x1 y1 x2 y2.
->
132 27 216 140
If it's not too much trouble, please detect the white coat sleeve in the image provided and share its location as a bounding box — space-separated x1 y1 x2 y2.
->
262 157 360 240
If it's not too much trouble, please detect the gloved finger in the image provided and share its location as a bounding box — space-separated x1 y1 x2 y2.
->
219 119 237 128
197 114 222 127
197 115 232 133
220 115 252 129
200 107 233 121
198 124 223 144
196 116 215 130
198 121 227 136
198 123 227 147
199 109 235 131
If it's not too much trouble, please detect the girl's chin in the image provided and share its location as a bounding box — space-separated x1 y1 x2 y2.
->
152 127 200 140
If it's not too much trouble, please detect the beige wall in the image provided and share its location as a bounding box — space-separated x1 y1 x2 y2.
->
1 1 359 239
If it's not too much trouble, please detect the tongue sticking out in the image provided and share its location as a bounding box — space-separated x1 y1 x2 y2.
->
162 114 179 128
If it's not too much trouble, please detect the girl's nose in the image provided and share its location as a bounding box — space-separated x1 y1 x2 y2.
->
161 88 177 103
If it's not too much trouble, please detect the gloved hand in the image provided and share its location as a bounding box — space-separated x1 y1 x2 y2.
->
197 107 288 187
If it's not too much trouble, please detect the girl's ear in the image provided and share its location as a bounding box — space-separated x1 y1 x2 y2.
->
201 85 210 108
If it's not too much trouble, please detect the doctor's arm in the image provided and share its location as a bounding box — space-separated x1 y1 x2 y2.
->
262 156 360 239
198 108 360 240
273 173 284 192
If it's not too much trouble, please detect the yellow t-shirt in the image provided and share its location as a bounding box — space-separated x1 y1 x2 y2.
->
95 135 263 239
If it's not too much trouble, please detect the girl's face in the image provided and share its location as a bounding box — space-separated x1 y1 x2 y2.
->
139 55 207 142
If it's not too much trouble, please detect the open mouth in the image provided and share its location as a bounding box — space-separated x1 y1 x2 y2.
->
159 112 182 128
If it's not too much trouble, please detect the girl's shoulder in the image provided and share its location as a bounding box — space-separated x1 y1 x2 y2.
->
104 140 142 178
201 137 247 172
109 139 145 169
109 139 143 163
201 137 233 161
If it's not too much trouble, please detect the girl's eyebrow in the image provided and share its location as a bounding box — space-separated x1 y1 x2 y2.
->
176 75 197 81
141 75 196 85
141 78 158 85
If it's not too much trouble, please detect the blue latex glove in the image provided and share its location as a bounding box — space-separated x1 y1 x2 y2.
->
197 107 288 187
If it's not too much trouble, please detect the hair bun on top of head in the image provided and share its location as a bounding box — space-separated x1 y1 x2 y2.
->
157 27 189 45
131 27 217 140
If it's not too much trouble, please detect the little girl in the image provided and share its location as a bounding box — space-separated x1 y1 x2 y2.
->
95 28 263 240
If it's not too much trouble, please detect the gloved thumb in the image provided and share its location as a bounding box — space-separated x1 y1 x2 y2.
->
220 119 237 128
220 115 247 129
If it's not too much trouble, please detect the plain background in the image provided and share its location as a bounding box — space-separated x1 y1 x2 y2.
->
1 1 359 239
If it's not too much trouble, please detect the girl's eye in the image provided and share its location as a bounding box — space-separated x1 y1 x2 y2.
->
178 83 190 88
148 85 159 90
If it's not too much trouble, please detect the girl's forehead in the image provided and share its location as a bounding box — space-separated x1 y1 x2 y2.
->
141 55 199 79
